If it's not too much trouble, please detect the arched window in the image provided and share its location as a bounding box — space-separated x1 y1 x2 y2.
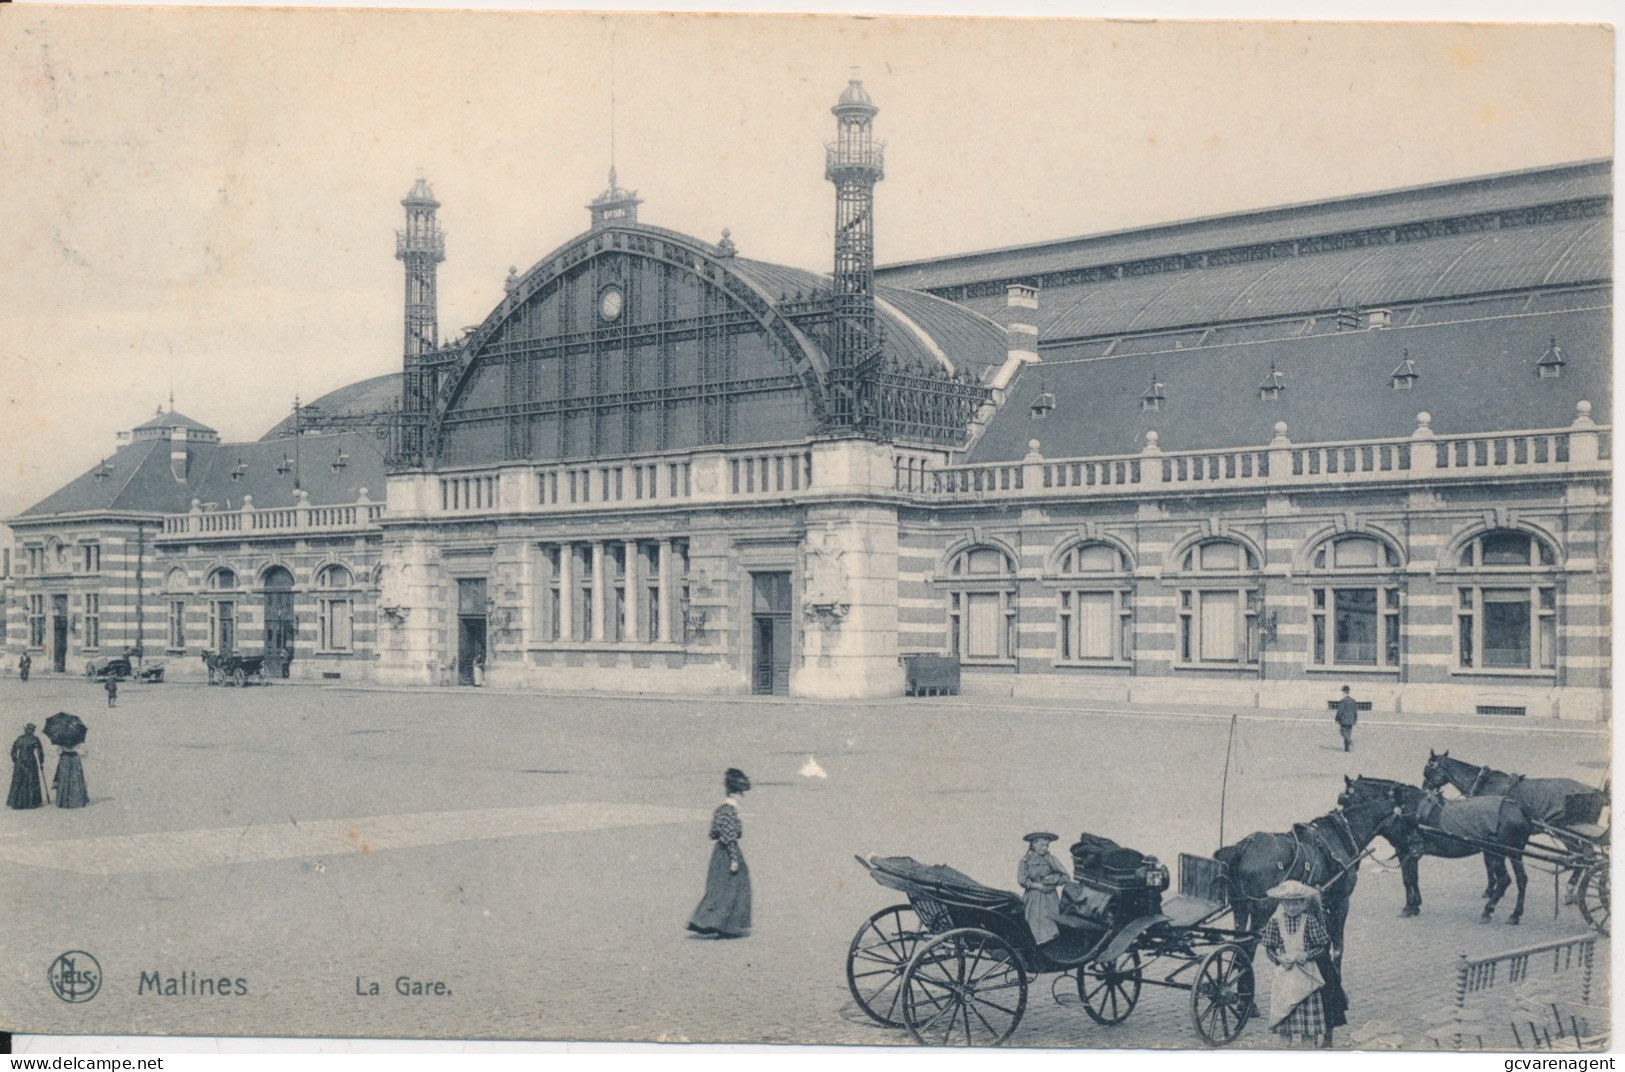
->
1174 539 1260 667
944 545 1017 662
315 565 354 652
1308 535 1402 669
1054 542 1132 663
207 568 238 590
1453 530 1558 672
316 565 353 588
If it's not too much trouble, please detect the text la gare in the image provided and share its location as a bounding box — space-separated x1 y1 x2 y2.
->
356 975 453 997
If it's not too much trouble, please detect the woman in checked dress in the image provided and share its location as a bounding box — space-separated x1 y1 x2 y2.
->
687 768 752 939
1262 880 1344 1047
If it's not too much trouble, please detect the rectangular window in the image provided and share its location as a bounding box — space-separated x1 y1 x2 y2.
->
81 545 101 573
1075 592 1115 659
965 592 1001 658
949 592 961 656
1481 588 1532 668
83 593 100 649
1333 588 1378 665
168 599 186 650
319 598 353 651
28 595 45 647
211 601 237 654
1199 590 1239 661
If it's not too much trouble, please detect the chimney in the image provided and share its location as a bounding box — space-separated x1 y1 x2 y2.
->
170 425 189 482
1002 284 1041 365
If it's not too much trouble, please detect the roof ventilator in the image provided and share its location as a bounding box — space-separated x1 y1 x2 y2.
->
1391 350 1419 391
1029 379 1056 419
1536 337 1564 379
1258 362 1285 401
1141 373 1166 412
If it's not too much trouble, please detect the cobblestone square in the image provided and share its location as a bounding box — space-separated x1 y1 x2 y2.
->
0 676 1608 1049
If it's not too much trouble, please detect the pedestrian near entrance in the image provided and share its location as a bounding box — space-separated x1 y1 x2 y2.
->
104 677 118 708
1334 686 1358 752
1017 832 1069 945
7 724 45 809
18 652 31 682
687 768 752 938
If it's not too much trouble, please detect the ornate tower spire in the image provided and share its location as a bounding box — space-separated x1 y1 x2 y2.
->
825 76 885 433
588 168 642 229
396 175 445 463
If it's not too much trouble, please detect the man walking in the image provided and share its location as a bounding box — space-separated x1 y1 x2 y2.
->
18 652 30 682
1334 686 1359 752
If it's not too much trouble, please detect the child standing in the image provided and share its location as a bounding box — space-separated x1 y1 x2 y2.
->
1017 832 1069 944
103 677 118 708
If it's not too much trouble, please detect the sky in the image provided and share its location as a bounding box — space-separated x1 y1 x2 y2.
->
0 8 1614 520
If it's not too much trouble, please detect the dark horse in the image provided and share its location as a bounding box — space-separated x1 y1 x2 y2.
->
1214 793 1404 953
1340 776 1535 924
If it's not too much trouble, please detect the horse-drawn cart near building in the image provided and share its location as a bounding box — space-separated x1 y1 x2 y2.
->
201 651 276 688
85 652 165 683
845 845 1258 1047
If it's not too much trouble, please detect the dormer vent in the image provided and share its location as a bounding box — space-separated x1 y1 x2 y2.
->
1536 337 1565 379
1141 373 1166 412
1258 362 1285 401
1029 388 1056 420
1391 350 1419 391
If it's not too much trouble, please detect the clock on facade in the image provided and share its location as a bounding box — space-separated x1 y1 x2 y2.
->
598 286 624 322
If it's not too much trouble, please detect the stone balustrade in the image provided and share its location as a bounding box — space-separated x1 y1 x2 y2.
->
905 404 1608 503
160 492 385 538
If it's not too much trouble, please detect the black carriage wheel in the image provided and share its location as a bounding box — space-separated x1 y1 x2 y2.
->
1579 864 1610 936
901 928 1028 1047
1077 949 1142 1026
231 668 246 688
845 904 927 1028
1190 943 1254 1046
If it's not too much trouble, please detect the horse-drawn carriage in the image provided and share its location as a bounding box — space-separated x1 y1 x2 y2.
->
85 653 165 683
1339 757 1610 936
1422 752 1609 936
202 651 275 687
845 838 1259 1047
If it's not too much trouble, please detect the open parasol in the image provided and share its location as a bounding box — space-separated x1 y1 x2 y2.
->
42 712 87 749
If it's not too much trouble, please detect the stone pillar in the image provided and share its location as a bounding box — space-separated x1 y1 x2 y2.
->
591 542 607 642
624 539 642 640
658 540 674 643
1409 411 1437 474
558 542 575 641
789 501 905 699
374 534 445 687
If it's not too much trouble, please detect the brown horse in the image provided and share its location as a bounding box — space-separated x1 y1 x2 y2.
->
1340 775 1535 924
1214 793 1403 954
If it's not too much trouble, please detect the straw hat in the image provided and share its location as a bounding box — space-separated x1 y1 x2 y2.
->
1023 831 1059 845
1266 879 1319 901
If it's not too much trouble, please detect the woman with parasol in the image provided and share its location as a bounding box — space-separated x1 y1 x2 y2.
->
43 712 89 809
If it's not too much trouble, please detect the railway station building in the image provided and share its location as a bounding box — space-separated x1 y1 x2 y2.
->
5 81 1611 719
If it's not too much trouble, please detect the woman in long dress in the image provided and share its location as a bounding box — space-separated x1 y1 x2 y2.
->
53 745 89 809
7 724 45 809
1262 879 1344 1048
687 768 751 938
1017 832 1069 944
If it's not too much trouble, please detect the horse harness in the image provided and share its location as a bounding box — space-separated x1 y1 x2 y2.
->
1262 811 1360 893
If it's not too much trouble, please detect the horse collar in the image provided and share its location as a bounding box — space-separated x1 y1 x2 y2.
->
1468 766 1488 795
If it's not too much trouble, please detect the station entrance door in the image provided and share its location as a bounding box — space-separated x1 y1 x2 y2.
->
750 572 792 696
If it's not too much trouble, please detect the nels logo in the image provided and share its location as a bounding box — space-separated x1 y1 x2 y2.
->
47 951 102 1003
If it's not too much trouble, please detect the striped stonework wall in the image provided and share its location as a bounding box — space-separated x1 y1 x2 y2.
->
148 534 384 681
897 473 1609 719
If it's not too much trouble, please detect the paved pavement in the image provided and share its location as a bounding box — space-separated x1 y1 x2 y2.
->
0 673 1609 1049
